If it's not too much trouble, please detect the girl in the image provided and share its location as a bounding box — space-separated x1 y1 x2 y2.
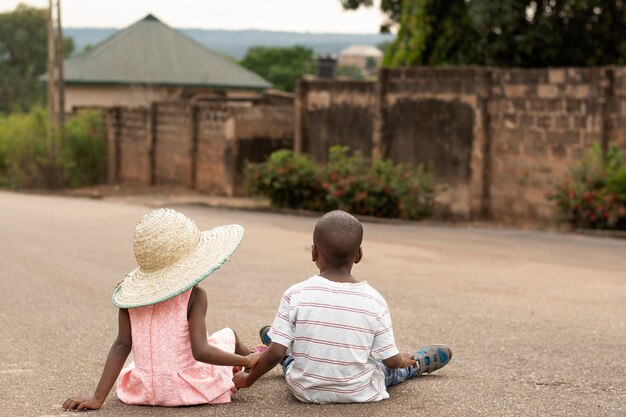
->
63 208 258 411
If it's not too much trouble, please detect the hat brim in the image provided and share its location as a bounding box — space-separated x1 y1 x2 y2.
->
112 224 243 308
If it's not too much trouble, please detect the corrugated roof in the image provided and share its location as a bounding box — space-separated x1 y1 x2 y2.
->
61 14 271 89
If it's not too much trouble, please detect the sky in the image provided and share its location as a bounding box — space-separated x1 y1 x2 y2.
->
0 0 387 33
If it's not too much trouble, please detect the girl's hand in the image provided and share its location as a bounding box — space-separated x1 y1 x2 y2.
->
62 396 103 411
246 351 262 369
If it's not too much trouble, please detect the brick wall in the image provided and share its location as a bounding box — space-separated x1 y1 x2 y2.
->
106 101 293 196
113 108 151 185
295 67 626 223
195 105 233 195
154 102 193 187
488 68 614 222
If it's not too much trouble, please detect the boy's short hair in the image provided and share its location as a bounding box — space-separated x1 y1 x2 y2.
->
313 210 363 267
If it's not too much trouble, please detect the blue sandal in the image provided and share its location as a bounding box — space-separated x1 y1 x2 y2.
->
413 344 452 375
259 325 272 346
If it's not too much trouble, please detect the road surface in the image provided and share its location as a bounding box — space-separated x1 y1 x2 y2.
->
0 191 624 416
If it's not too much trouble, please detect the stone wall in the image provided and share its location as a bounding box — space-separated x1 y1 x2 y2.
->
106 101 293 196
295 67 626 223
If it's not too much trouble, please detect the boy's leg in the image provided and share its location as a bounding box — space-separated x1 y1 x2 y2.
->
281 355 294 374
260 325 292 374
376 359 418 388
376 344 453 388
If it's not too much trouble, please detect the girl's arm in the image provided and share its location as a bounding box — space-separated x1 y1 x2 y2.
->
233 341 287 388
63 308 132 411
188 286 255 368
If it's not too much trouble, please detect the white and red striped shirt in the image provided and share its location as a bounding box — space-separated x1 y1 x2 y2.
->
268 275 399 403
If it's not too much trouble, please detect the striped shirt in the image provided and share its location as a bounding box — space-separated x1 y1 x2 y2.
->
268 275 399 403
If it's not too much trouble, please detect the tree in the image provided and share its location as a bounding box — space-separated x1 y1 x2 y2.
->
342 0 626 67
239 46 314 92
468 0 626 67
341 0 403 32
384 0 478 67
0 4 74 113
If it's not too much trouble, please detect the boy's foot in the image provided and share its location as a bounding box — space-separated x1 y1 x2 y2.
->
259 325 272 346
413 345 452 375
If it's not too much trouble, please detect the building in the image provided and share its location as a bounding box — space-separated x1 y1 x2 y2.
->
337 45 383 77
51 14 271 112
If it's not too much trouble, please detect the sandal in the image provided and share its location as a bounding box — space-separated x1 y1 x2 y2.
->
413 344 452 375
259 325 272 346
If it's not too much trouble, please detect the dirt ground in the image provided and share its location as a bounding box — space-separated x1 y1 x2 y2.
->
1 191 624 417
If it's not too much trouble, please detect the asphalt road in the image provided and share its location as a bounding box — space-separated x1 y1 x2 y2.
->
1 191 624 417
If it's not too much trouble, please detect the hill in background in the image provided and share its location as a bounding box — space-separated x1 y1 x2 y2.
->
65 27 394 60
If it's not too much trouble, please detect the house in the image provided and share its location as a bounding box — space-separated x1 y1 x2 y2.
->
51 14 271 112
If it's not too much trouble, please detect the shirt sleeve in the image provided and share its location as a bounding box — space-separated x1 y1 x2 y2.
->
267 289 295 348
371 305 399 360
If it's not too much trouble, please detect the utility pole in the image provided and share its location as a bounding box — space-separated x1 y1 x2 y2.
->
55 0 65 139
47 0 56 160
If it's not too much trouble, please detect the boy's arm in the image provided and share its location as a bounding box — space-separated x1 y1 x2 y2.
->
382 353 417 369
233 342 287 388
63 308 133 411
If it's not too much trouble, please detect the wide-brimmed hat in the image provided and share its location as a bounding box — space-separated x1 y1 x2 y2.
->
112 208 243 308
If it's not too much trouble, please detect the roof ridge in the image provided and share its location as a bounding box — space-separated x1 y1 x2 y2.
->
162 21 270 85
60 14 271 89
80 16 153 62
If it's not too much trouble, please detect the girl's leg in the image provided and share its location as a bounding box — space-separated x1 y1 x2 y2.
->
231 329 250 356
375 359 418 388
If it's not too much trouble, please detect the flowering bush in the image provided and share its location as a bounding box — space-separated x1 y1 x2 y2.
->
245 146 435 220
548 143 626 230
245 149 323 210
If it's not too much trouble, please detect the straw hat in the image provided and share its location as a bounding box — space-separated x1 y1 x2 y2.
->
112 208 244 308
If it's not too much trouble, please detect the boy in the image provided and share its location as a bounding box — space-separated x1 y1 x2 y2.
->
234 210 451 403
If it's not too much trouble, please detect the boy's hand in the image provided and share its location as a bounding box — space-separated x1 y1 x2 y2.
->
62 396 103 411
233 371 250 389
400 353 417 368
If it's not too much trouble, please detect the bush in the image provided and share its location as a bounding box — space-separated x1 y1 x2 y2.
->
60 109 107 187
245 149 323 210
548 143 626 230
0 107 106 189
245 146 435 220
0 106 49 188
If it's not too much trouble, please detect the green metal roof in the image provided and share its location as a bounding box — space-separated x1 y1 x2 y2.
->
61 15 271 89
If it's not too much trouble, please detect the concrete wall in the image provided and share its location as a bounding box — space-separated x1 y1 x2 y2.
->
106 101 293 196
295 80 375 162
295 67 626 224
66 85 178 113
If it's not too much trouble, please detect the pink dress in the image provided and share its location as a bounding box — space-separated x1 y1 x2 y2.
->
117 288 236 406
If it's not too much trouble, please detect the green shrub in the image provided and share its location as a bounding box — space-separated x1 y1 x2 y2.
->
60 109 107 187
245 149 323 209
0 107 106 189
245 146 435 220
548 143 626 230
0 106 49 188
